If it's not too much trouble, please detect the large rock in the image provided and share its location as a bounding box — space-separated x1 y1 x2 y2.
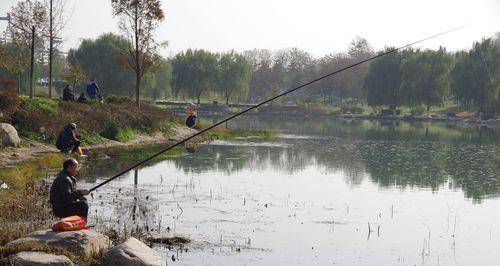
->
0 123 21 148
101 237 163 266
7 229 111 257
9 251 74 266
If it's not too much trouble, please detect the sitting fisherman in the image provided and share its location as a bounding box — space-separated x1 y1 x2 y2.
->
77 93 87 103
50 158 90 220
56 123 81 153
185 113 197 128
62 85 75 101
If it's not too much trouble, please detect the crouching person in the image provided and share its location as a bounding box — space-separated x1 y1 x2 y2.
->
50 158 90 220
56 123 81 154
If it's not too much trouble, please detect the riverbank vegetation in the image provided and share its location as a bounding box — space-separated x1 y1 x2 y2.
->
0 89 182 144
0 153 65 245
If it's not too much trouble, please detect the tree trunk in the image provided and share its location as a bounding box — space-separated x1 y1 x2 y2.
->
48 0 53 99
226 94 229 106
197 93 201 105
135 73 141 107
29 26 35 99
134 3 140 107
17 74 21 94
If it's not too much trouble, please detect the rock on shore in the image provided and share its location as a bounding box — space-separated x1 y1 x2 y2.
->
0 123 21 148
101 237 164 266
9 251 74 266
7 229 110 257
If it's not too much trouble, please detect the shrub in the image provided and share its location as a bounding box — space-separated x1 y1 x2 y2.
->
100 120 120 140
115 128 137 142
105 95 132 104
0 77 17 90
0 88 21 122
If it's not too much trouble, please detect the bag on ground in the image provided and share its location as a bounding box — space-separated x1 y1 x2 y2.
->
52 215 88 231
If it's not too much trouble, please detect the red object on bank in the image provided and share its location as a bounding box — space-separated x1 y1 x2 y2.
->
52 215 88 231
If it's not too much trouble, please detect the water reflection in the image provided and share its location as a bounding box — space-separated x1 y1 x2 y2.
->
82 118 500 202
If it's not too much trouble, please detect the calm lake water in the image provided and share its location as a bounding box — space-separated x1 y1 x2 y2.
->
81 117 500 266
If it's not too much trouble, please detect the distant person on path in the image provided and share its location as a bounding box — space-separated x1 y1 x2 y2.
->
62 85 75 101
50 158 90 220
86 79 101 99
77 93 87 103
56 123 81 154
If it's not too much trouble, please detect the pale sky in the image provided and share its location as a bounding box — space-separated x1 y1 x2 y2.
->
0 0 499 57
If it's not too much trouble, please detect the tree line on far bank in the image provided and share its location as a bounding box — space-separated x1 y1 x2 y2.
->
1 30 499 114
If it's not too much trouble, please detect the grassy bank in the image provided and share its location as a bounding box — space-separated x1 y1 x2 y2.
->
0 153 66 246
8 95 182 144
0 148 190 264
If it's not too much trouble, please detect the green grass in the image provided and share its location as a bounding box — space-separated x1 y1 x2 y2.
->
21 97 58 115
115 128 137 142
0 153 65 190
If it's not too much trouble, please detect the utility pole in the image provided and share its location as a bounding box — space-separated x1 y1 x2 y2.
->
0 13 11 44
29 25 35 99
48 0 53 98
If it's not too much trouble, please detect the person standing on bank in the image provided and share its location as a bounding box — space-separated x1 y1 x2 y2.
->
50 158 90 220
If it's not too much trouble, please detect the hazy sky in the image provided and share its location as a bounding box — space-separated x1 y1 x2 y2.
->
0 0 499 57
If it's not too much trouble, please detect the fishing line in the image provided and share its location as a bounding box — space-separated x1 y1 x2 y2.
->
89 23 471 192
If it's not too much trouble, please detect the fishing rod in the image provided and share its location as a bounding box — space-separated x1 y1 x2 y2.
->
89 24 470 192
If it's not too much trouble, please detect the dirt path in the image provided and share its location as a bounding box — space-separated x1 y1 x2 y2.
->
0 126 198 168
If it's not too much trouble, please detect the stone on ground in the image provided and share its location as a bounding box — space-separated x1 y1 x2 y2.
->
101 237 163 266
9 251 74 266
7 229 110 257
0 123 21 148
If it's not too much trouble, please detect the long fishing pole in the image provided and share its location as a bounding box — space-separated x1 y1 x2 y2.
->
89 24 470 192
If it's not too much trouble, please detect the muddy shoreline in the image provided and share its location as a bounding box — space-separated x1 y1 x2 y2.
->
0 125 199 168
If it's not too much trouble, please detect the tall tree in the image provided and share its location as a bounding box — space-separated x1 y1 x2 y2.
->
171 49 218 104
111 0 166 106
452 38 499 113
67 33 135 96
244 49 274 102
218 51 252 105
45 0 68 98
363 48 403 108
62 63 86 88
10 0 47 98
140 59 173 100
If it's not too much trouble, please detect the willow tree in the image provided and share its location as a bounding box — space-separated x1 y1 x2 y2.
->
218 52 252 105
10 0 47 98
111 0 165 106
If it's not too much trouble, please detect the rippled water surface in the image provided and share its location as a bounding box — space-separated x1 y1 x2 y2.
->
81 117 500 266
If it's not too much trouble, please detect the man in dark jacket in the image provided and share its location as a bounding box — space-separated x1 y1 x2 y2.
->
185 114 197 128
56 123 81 153
62 85 75 101
86 79 101 99
77 93 87 103
50 158 90 219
